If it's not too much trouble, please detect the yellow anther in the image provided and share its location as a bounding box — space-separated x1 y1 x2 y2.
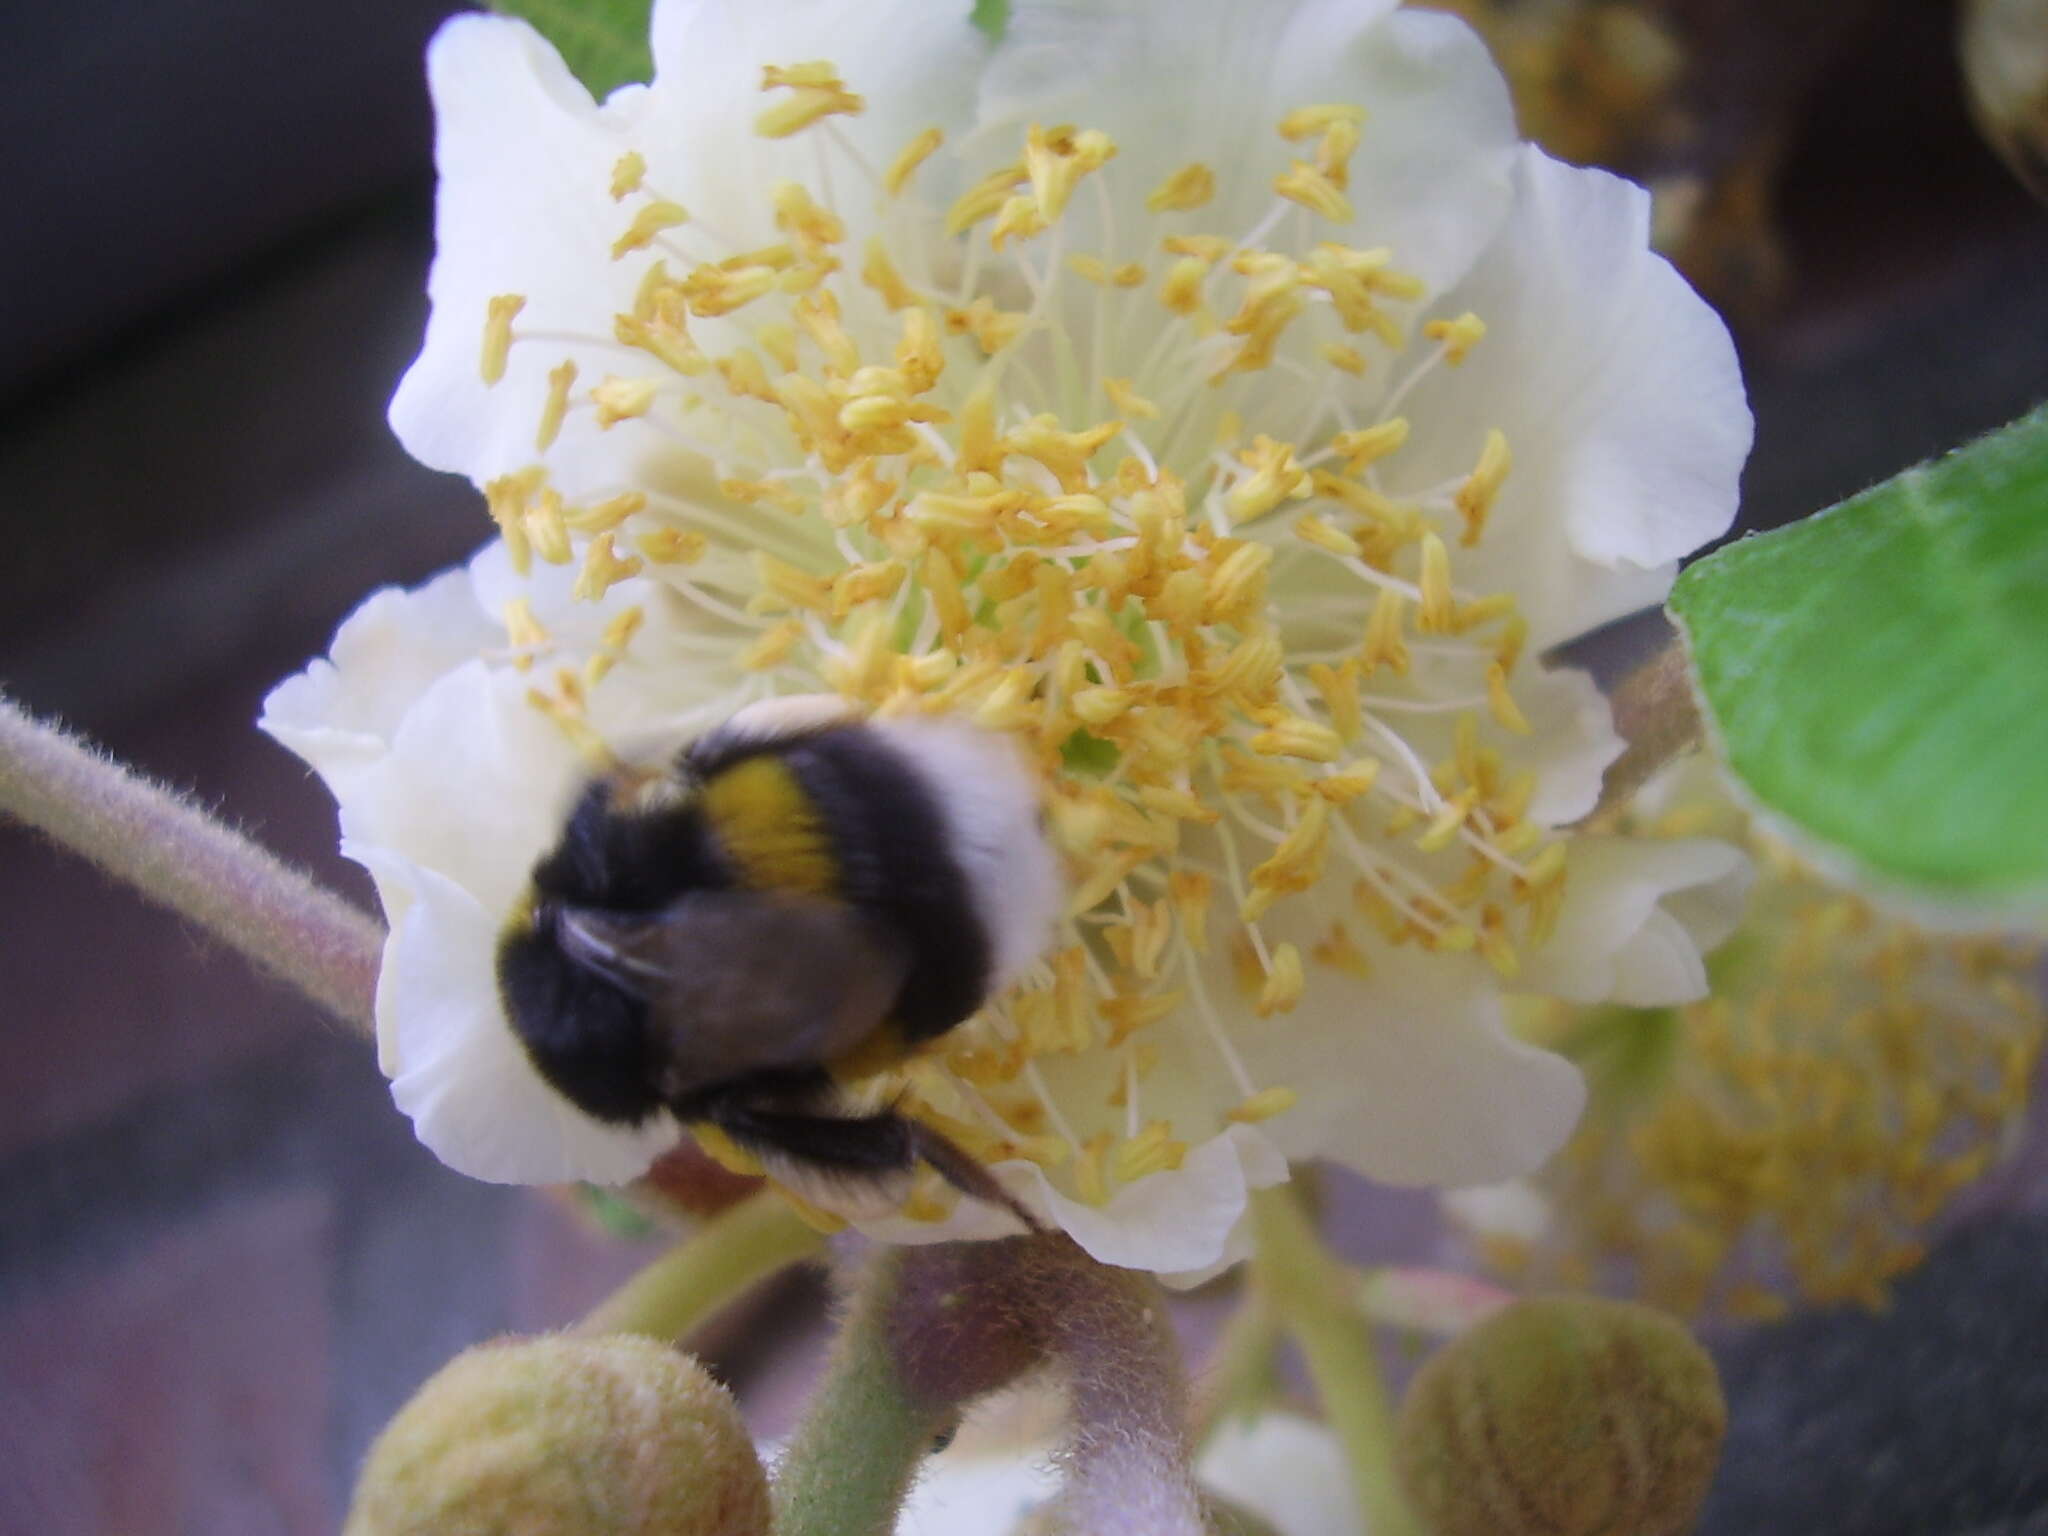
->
534 360 577 451
1228 1086 1300 1124
610 200 689 259
946 296 1031 355
599 605 644 653
1315 118 1362 188
990 192 1048 249
1148 163 1216 213
1333 417 1410 471
609 151 647 200
858 237 920 312
1278 103 1368 140
502 596 548 657
1306 660 1362 741
1023 123 1117 222
885 126 943 196
1250 717 1345 763
1100 992 1182 1047
1424 310 1487 363
752 552 833 614
1114 1122 1189 1182
773 181 846 255
1416 788 1480 853
590 375 661 428
523 487 572 565
566 491 647 535
1320 342 1369 373
1362 587 1411 674
1456 428 1512 545
1159 256 1210 316
1068 254 1145 287
1253 797 1332 894
756 62 864 137
1008 415 1120 491
1257 944 1306 1017
573 533 643 601
737 618 803 672
945 163 1028 236
1203 542 1273 622
1294 515 1360 561
1486 662 1532 735
1416 532 1456 634
480 293 524 385
1208 634 1285 701
1311 920 1373 977
681 263 779 317
1317 762 1382 803
1274 162 1353 222
1226 435 1314 524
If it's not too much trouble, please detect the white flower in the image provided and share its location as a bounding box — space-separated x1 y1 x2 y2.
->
1446 757 2044 1319
265 0 1752 1274
893 1407 1360 1536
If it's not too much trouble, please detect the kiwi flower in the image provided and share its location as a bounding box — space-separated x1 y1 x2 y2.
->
264 0 1751 1274
1447 760 2044 1319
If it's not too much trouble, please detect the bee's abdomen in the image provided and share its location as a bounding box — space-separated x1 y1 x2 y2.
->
766 727 994 1042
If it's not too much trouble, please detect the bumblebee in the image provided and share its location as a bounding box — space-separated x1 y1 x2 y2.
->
496 696 1062 1227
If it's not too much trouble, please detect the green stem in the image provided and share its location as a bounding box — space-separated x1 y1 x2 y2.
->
1250 1185 1422 1536
575 1189 826 1342
773 1250 949 1536
1191 1290 1283 1449
0 693 381 1032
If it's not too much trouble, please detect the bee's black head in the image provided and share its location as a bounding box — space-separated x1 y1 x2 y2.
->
528 773 726 912
496 899 665 1125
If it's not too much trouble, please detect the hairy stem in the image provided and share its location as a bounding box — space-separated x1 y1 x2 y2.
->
1590 639 1704 820
576 1189 826 1342
1251 1185 1421 1536
772 1248 955 1536
0 694 380 1032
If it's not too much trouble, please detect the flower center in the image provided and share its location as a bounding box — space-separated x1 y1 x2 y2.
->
473 62 1570 1216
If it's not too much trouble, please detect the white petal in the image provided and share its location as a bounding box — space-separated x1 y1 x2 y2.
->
389 16 656 492
356 848 679 1184
1516 835 1752 1006
1199 1413 1361 1536
340 655 585 913
644 0 990 206
1516 662 1626 827
981 0 1513 290
1395 147 1750 649
857 1125 1287 1276
1245 945 1586 1187
260 566 493 800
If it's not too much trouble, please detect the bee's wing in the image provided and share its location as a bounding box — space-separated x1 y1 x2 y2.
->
558 892 909 1099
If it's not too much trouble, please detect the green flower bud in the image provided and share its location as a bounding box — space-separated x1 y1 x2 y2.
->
346 1334 770 1536
1396 1296 1726 1536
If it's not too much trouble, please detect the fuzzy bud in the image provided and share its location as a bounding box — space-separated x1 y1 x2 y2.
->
345 1334 771 1536
1396 1296 1725 1536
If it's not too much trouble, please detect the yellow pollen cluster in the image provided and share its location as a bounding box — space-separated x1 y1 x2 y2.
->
476 66 1568 1218
1488 833 2045 1320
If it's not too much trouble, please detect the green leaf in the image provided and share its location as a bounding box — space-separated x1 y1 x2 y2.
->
970 0 1010 43
489 0 653 98
1670 403 2048 926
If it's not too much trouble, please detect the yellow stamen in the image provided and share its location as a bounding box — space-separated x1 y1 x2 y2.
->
1148 163 1216 213
609 151 647 200
480 294 524 385
885 127 943 196
610 201 689 260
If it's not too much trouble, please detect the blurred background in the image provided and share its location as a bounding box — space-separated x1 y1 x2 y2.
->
0 1 2044 1530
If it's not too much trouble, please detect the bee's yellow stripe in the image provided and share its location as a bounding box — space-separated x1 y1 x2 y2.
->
700 754 840 897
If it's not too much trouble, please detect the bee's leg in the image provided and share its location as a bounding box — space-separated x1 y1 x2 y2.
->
698 1096 1043 1234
